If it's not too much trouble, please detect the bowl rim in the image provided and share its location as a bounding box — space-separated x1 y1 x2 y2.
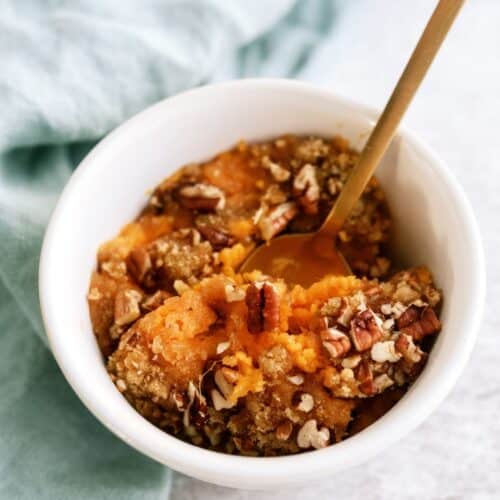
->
39 78 486 487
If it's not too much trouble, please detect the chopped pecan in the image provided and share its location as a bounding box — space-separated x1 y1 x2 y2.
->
100 260 127 279
177 183 225 211
396 304 419 328
397 305 441 340
114 289 142 326
185 381 208 428
370 341 401 363
355 359 375 395
296 138 329 162
258 201 298 241
142 290 171 311
216 341 230 355
296 419 330 449
293 392 314 413
287 374 304 385
374 374 394 392
350 309 382 351
127 247 152 285
262 156 290 182
321 327 351 359
293 164 320 214
195 218 235 249
276 421 293 441
211 389 235 411
395 333 424 363
245 282 280 333
214 369 234 399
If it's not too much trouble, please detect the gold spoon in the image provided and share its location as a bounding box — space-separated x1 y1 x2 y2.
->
240 0 465 287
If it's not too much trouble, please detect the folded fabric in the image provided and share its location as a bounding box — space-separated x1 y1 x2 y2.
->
0 0 336 498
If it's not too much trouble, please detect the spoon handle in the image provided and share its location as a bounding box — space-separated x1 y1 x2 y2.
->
321 0 465 236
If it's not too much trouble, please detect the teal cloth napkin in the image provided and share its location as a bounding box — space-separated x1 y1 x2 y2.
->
0 1 336 498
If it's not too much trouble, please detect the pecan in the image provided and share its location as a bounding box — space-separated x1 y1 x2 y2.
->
214 369 234 399
296 138 329 162
177 183 225 211
216 341 230 355
195 219 235 249
100 260 126 279
262 184 288 205
262 156 290 182
396 304 419 328
395 333 424 363
370 341 401 363
114 289 142 326
127 247 152 285
293 164 320 214
262 282 280 331
321 327 351 359
320 297 342 316
349 309 382 351
245 282 280 333
397 306 441 340
296 420 330 449
185 381 208 428
276 421 293 441
341 354 362 369
258 201 298 241
355 359 375 395
245 283 263 333
142 290 171 311
211 389 235 411
293 392 314 413
287 374 304 385
374 374 394 392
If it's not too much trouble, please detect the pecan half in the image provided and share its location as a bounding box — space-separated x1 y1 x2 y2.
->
397 305 441 340
245 283 262 333
350 309 382 351
258 201 298 241
355 359 375 395
245 282 280 333
195 218 235 249
178 183 225 211
114 289 142 326
293 164 320 215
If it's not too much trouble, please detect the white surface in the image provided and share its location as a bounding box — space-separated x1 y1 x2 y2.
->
171 1 500 498
40 80 484 489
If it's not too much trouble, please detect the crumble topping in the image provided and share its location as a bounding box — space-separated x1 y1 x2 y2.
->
88 135 442 456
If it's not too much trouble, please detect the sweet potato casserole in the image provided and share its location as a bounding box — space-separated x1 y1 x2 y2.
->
88 135 442 455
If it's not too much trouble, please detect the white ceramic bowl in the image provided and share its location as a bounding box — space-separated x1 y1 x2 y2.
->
39 79 485 489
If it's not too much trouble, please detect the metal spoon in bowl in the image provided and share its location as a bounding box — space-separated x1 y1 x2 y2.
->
240 0 465 286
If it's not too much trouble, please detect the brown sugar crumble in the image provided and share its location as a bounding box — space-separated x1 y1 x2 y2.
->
88 135 442 455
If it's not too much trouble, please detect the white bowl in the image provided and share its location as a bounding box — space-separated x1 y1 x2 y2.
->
39 79 485 489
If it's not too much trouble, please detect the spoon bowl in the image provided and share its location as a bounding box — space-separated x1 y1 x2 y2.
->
240 231 351 286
